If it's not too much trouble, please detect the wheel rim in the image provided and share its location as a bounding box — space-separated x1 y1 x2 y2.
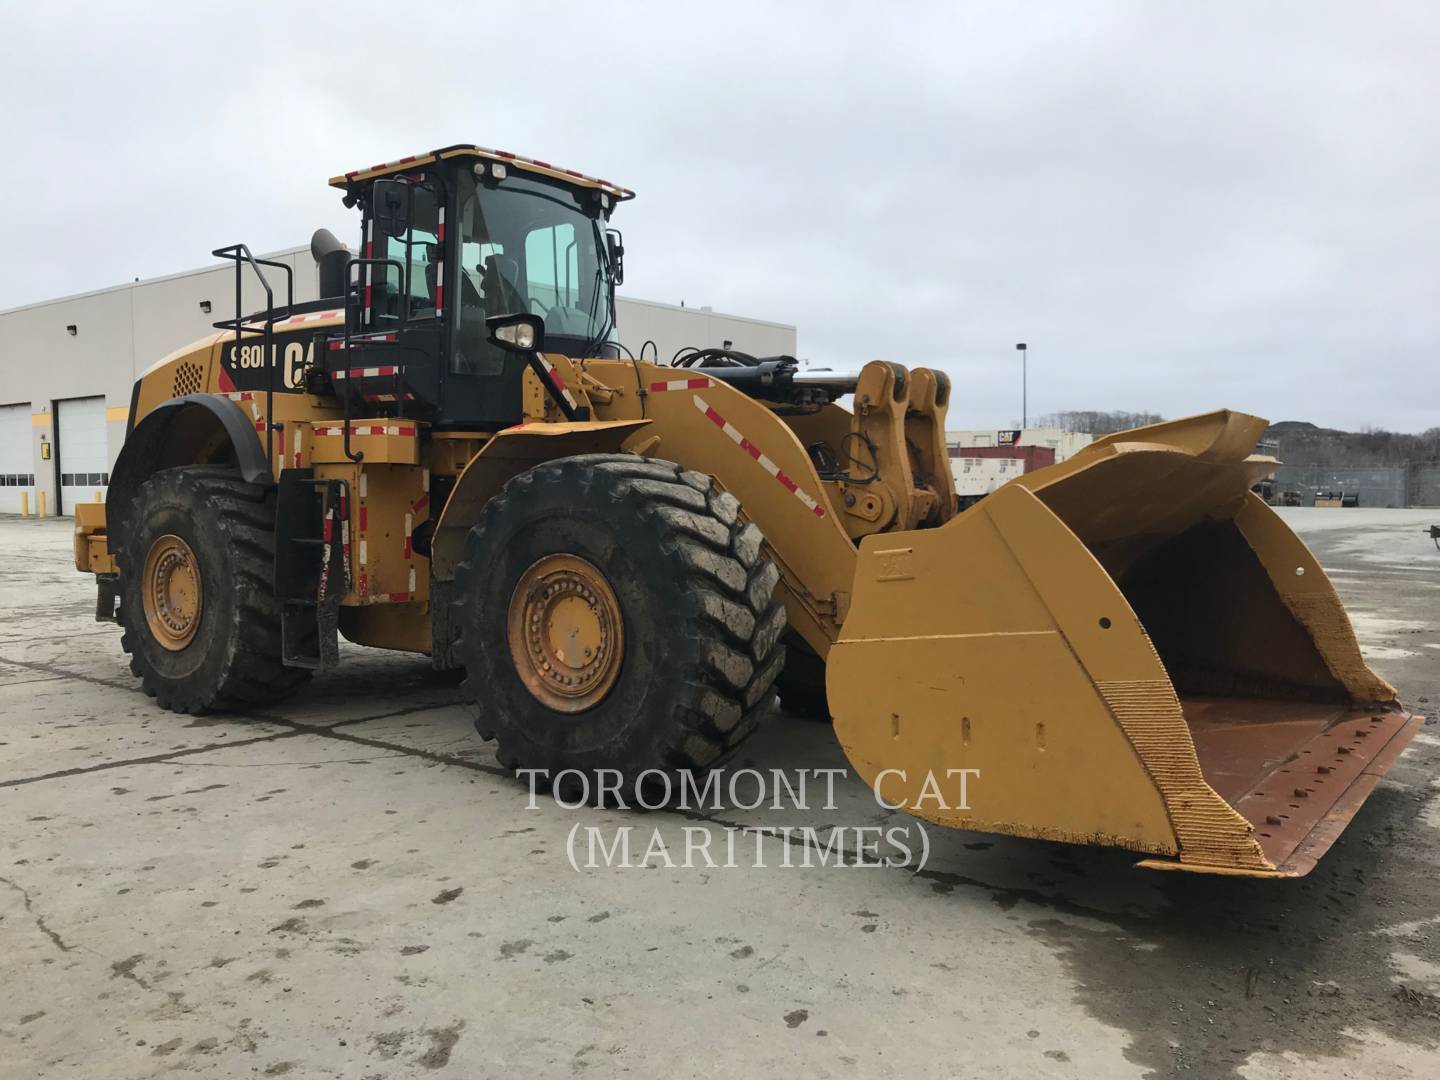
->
142 534 203 651
506 554 624 713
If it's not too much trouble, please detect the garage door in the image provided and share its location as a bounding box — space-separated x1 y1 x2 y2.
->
0 403 33 514
57 396 110 516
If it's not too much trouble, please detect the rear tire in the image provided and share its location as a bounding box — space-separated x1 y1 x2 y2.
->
452 454 786 780
117 466 309 714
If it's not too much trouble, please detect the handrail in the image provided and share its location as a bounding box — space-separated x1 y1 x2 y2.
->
211 244 295 472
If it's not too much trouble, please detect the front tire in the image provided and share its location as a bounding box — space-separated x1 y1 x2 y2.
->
117 466 309 713
453 454 786 779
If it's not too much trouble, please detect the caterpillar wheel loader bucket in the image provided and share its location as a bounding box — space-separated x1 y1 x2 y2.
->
828 411 1422 877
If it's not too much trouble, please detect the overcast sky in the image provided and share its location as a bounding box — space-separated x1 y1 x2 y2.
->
2 2 1436 431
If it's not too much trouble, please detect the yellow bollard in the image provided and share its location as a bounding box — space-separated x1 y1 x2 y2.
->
20 491 28 517
38 491 47 519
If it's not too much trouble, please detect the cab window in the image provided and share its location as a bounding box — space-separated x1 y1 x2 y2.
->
524 224 579 312
371 179 440 325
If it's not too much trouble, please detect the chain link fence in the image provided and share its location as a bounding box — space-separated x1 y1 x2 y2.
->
1270 465 1409 508
1414 465 1440 507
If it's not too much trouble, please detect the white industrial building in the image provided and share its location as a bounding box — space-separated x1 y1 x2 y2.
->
947 427 1095 462
947 428 1097 505
0 247 794 516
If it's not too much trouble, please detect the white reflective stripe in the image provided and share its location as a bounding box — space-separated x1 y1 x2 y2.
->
540 358 580 409
359 539 368 565
408 566 417 593
276 309 343 325
649 378 712 393
691 395 825 517
359 472 368 498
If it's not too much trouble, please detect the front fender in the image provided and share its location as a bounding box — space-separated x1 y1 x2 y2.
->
430 419 649 580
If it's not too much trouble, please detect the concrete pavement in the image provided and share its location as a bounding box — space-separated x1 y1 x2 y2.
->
1 509 1437 1078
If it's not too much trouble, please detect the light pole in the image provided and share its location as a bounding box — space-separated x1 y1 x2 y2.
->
1015 343 1028 429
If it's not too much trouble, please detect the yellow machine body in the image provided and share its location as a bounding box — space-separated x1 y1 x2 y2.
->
76 147 1419 879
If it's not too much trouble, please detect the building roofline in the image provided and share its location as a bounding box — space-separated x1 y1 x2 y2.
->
0 246 311 318
613 294 795 332
2 252 798 338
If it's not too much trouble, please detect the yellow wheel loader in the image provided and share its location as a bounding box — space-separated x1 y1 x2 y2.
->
74 144 1421 878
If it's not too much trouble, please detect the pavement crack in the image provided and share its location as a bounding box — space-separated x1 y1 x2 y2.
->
0 730 306 789
288 721 510 777
0 654 135 693
0 875 77 953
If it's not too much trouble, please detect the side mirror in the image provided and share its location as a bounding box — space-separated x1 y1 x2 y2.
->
373 178 410 239
486 312 545 353
606 229 625 286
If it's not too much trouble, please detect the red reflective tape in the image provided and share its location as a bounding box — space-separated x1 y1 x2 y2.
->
549 369 566 392
435 283 443 310
412 493 429 513
396 426 416 436
703 406 725 429
403 536 412 558
776 473 798 494
739 438 762 461
323 518 334 541
359 506 368 530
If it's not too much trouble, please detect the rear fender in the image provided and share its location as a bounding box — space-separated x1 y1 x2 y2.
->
106 394 268 557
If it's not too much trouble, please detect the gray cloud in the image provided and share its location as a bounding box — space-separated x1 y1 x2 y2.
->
2 1 1435 430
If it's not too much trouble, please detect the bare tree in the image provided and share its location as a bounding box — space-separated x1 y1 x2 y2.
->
1034 410 1165 435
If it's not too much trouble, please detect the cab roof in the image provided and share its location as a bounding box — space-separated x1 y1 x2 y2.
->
328 144 635 201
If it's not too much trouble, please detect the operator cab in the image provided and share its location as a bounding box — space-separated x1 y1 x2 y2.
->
323 145 633 430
